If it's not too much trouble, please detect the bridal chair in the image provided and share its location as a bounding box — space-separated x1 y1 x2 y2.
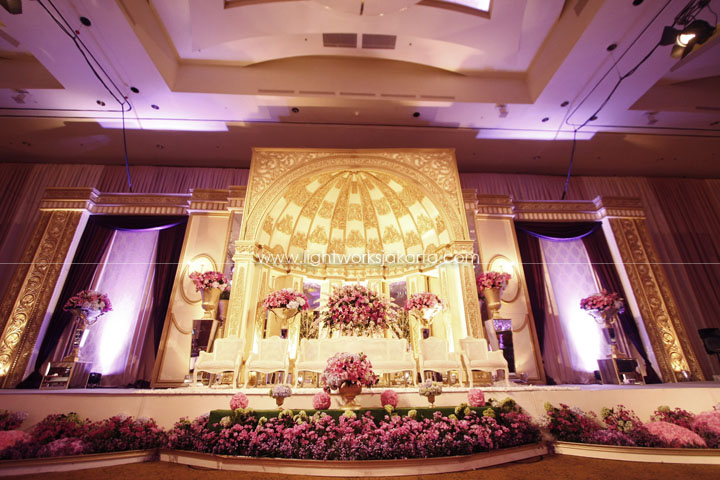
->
459 337 510 386
418 337 463 384
193 337 244 387
244 336 290 387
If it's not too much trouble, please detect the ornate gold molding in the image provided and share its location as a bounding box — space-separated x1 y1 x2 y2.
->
0 211 82 387
608 218 704 381
461 265 483 338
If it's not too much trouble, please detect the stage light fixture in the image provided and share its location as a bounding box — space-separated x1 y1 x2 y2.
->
0 0 22 14
662 19 716 58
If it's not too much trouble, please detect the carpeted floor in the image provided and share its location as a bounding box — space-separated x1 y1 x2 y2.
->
6 455 720 480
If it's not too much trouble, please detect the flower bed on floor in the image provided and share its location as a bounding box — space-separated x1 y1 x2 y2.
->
171 400 540 460
543 403 720 449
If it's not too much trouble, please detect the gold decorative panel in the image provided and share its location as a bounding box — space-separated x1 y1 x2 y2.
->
0 211 82 387
609 218 703 382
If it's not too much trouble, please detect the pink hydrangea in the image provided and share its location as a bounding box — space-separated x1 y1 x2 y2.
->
313 391 331 410
468 388 485 407
693 410 720 436
230 392 249 410
380 389 399 408
0 430 31 452
645 421 707 448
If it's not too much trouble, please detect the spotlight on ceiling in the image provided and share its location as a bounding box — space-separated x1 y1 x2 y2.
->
661 19 716 59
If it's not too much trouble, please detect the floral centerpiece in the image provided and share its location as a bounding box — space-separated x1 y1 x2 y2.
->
580 290 624 314
63 290 112 318
269 385 292 409
262 288 309 319
320 352 377 408
189 271 229 292
418 379 443 407
405 292 444 313
476 271 511 294
321 284 397 336
476 271 511 319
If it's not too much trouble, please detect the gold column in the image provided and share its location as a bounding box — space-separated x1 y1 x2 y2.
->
0 210 84 387
607 217 704 381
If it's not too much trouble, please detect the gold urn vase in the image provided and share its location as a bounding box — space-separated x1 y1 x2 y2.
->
483 287 504 319
588 308 621 358
200 287 223 320
63 308 102 362
337 383 362 410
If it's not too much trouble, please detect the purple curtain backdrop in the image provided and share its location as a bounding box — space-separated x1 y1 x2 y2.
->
582 228 661 383
18 215 186 388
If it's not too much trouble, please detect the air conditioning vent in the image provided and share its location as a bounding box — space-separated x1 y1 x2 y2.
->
362 34 396 49
323 33 357 48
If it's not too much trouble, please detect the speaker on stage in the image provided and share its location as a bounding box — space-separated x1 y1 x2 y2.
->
87 372 102 388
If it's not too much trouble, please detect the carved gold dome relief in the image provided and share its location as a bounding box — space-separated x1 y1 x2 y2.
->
257 170 451 255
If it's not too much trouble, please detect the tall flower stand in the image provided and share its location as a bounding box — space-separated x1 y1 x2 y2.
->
41 308 98 389
588 308 644 385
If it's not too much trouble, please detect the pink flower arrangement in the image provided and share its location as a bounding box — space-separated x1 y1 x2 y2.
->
312 391 331 410
320 352 378 391
63 290 112 316
37 437 88 457
580 290 623 313
645 421 707 448
189 271 229 292
0 430 31 452
0 410 28 431
321 284 398 335
476 271 511 293
468 389 486 408
405 292 444 312
230 392 249 410
380 389 399 408
269 385 292 399
262 288 309 311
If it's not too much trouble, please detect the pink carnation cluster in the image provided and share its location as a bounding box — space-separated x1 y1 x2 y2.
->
262 288 309 311
62 290 112 315
468 389 486 408
380 389 399 408
189 271 229 292
321 284 397 334
580 290 623 312
230 393 249 411
405 292 444 312
644 421 707 448
476 272 511 293
320 352 378 391
312 391 331 410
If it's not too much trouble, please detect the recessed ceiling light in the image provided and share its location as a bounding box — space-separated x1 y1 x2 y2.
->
80 17 91 27
130 86 139 94
413 112 420 118
633 0 644 6
291 107 300 113
151 104 159 110
541 117 549 122
607 43 617 51
96 100 105 106
561 101 569 107
589 115 598 121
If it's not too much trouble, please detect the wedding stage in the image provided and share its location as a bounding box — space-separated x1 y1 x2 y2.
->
2 382 719 430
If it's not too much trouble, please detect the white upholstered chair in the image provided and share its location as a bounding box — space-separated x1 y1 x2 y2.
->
459 337 510 386
193 337 244 387
243 336 290 387
418 337 463 383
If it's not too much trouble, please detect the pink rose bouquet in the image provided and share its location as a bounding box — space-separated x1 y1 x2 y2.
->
312 391 331 410
63 290 112 316
405 292 444 312
321 284 397 335
189 271 229 292
320 352 378 391
468 388 486 408
230 392 249 410
476 272 511 293
580 290 623 312
262 288 309 311
381 389 399 408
